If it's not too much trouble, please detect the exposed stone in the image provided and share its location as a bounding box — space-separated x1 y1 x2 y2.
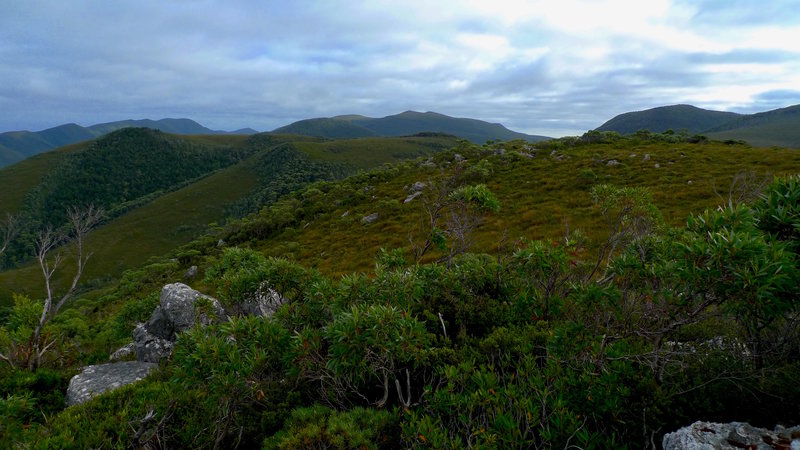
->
109 342 135 362
663 421 800 450
239 286 286 318
606 159 620 166
454 153 465 162
183 265 198 279
133 284 227 363
66 361 157 406
133 323 174 363
159 283 227 335
688 180 693 185
643 153 650 161
404 191 423 204
654 163 660 168
217 239 225 248
493 148 505 156
410 181 426 193
341 210 349 217
361 213 379 224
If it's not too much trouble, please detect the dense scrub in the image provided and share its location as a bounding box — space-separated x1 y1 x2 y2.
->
1 133 798 448
3 171 798 448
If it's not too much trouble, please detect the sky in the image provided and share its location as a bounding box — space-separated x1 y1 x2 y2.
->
1 0 799 137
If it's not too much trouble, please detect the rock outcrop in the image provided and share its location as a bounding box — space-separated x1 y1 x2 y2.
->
67 283 231 406
239 285 285 318
109 342 135 362
361 212 379 224
134 283 228 363
663 421 800 450
66 361 157 406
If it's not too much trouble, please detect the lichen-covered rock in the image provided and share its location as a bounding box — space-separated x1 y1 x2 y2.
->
66 361 157 406
159 283 227 335
410 181 426 193
239 286 286 318
132 283 227 363
183 265 198 279
109 342 135 362
361 213 379 224
663 421 800 450
133 323 174 363
404 191 423 204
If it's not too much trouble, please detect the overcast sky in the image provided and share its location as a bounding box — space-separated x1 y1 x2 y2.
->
2 0 799 136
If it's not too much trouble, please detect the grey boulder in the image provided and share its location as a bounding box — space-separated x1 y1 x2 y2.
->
133 283 227 363
66 361 157 406
663 421 800 450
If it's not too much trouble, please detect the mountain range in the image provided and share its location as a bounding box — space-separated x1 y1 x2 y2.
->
0 118 258 168
596 103 800 148
272 110 550 143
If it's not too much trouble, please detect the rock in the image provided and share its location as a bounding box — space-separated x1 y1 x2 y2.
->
493 148 505 156
688 180 693 185
159 283 227 334
654 163 660 168
454 153 465 162
133 284 227 363
217 239 225 248
133 323 174 363
410 181 426 193
361 213 379 224
183 265 198 279
404 191 423 204
518 152 534 158
109 342 135 362
663 421 800 450
341 210 349 217
629 153 637 158
66 361 157 406
606 160 620 166
239 286 285 318
643 153 650 161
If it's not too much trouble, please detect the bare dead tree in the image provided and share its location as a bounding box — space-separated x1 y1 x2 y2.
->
0 213 18 258
28 204 103 370
714 170 772 208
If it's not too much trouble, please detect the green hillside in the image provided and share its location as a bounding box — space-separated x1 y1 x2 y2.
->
596 103 800 148
273 110 549 143
0 133 458 304
2 132 797 448
595 104 741 134
273 118 378 138
705 104 800 148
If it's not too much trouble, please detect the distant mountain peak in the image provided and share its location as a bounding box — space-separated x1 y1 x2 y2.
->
595 103 800 148
272 111 549 144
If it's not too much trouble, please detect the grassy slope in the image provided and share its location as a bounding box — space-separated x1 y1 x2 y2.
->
253 140 800 276
0 135 458 305
293 135 460 169
0 159 259 304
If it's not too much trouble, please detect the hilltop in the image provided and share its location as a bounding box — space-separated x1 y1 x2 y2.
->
0 118 257 169
595 103 800 147
273 110 550 143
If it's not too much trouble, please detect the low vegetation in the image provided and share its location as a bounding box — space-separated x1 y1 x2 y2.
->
0 131 798 448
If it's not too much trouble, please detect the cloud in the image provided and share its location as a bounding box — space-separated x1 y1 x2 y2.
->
1 0 799 136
